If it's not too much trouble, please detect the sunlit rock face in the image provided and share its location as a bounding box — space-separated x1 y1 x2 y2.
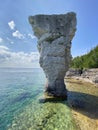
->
29 12 77 98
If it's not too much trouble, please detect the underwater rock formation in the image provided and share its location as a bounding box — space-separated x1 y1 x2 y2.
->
29 12 77 98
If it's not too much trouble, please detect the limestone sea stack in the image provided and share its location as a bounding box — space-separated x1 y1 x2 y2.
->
29 12 77 98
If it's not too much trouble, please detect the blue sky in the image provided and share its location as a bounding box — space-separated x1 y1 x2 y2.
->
0 0 98 68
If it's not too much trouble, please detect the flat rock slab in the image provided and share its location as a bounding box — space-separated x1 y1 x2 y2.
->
39 94 67 103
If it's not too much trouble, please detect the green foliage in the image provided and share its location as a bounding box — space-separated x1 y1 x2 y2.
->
71 45 98 69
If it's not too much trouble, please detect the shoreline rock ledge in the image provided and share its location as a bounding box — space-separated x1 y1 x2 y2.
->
29 12 77 99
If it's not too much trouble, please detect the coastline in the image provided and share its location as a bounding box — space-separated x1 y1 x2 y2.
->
65 77 98 130
65 76 98 87
66 68 98 86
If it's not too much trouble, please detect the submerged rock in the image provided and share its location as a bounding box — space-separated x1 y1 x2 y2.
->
29 12 77 98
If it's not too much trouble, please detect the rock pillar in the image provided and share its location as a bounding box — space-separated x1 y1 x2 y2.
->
29 12 77 98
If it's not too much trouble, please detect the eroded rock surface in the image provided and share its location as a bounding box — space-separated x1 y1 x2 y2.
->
66 68 98 84
29 12 77 97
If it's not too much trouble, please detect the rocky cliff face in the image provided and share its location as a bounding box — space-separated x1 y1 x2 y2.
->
82 69 98 84
66 68 98 84
29 12 77 97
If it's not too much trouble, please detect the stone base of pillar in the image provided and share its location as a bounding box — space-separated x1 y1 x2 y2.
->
39 93 67 103
44 79 67 97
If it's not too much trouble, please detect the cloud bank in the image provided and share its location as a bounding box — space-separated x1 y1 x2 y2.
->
0 45 40 68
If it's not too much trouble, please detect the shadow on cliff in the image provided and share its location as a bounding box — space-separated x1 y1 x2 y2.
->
40 91 98 119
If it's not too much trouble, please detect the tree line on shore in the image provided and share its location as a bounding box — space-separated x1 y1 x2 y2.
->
71 45 98 69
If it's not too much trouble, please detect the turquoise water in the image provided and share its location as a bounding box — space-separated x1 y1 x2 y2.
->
0 68 78 130
0 68 45 130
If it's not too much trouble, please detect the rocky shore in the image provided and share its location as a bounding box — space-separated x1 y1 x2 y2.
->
66 68 98 85
65 77 98 130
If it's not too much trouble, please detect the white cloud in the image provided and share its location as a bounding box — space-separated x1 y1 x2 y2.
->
8 20 15 30
0 45 9 51
28 34 36 39
0 45 40 68
12 30 24 39
0 37 3 43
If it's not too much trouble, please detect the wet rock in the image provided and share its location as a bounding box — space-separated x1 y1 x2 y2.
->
39 94 67 103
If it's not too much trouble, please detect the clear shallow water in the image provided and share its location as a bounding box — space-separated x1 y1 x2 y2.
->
0 68 78 130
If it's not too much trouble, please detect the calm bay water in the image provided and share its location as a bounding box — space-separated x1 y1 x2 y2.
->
0 68 45 130
0 68 78 130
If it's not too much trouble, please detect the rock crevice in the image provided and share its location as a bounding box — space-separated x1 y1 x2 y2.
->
29 12 77 98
